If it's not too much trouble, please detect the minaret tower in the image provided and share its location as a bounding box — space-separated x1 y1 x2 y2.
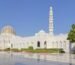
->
49 6 54 35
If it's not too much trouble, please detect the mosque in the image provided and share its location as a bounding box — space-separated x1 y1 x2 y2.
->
0 6 74 53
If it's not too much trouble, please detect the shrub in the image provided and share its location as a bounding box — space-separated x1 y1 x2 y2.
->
34 48 65 53
58 48 65 53
21 48 28 51
11 48 20 52
4 48 10 51
28 46 33 50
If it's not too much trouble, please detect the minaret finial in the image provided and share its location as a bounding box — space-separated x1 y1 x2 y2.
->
49 6 54 35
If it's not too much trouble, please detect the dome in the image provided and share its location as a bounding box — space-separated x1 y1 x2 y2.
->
35 30 48 36
1 25 16 35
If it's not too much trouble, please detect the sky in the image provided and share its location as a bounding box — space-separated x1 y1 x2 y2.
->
0 0 75 36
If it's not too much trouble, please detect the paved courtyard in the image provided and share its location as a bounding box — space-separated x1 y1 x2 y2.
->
0 52 75 65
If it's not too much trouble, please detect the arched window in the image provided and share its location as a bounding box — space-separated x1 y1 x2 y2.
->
11 44 13 48
64 41 66 43
60 41 62 48
64 41 66 49
56 41 58 48
60 41 62 43
52 42 54 48
44 41 47 49
44 41 47 45
37 41 40 47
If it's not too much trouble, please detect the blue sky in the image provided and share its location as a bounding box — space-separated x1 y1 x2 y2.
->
0 0 75 36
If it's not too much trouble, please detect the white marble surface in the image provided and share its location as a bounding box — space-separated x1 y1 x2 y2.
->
0 52 75 65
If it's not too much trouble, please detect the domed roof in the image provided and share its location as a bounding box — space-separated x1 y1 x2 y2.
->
35 30 48 36
1 25 16 35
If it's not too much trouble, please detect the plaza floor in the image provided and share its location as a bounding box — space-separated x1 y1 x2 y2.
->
0 52 75 65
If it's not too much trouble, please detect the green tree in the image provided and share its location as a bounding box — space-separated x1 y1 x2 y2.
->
67 24 75 53
67 24 75 65
67 24 75 43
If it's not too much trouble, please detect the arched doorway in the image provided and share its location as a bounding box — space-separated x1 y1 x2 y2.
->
37 41 40 47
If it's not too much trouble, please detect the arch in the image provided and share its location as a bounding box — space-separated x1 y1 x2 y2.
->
44 41 47 49
11 44 13 48
37 41 40 47
63 41 66 49
64 41 66 43
52 41 54 48
60 41 62 48
56 41 58 48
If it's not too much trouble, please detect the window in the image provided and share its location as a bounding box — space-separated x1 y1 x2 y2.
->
44 41 47 49
60 41 62 43
52 42 54 48
64 41 66 49
11 44 13 48
64 41 66 43
37 41 40 47
56 41 58 47
44 41 46 45
60 41 62 48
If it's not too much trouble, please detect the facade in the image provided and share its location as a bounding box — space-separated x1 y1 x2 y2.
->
0 6 74 53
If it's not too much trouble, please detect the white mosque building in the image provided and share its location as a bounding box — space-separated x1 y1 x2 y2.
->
0 6 74 53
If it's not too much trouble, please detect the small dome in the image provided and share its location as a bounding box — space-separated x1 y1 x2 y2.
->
35 30 47 36
39 30 45 33
1 25 16 35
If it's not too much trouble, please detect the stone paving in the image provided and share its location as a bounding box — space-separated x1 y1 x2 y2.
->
0 52 75 65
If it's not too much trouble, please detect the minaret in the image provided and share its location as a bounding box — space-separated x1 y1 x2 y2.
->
49 6 54 35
